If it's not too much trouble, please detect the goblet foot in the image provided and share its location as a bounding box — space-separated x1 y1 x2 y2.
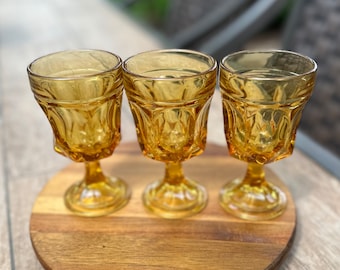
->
219 178 287 220
64 177 131 217
143 179 207 219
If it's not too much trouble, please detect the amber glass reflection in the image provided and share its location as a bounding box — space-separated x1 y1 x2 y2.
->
27 50 130 217
123 49 217 219
219 50 317 220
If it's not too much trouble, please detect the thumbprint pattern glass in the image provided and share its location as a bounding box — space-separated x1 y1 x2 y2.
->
123 49 217 219
219 50 317 220
27 49 131 217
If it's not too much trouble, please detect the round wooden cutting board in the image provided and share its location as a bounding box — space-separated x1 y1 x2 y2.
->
30 143 296 270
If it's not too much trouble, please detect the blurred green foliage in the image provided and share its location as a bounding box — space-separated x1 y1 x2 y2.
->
110 0 170 28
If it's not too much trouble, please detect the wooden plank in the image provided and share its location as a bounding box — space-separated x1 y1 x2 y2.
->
270 151 340 269
0 131 11 270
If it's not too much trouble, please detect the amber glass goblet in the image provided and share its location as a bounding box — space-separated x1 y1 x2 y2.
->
27 49 131 217
123 49 217 219
219 50 317 220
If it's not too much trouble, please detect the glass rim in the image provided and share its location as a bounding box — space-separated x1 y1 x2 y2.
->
122 48 217 80
220 49 317 80
27 49 122 80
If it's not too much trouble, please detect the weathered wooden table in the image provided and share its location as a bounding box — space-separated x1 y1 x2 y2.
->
1 0 339 269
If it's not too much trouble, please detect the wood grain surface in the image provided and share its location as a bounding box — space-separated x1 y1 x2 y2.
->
30 143 296 270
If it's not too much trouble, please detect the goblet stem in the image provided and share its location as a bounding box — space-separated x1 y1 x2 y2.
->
219 162 287 220
64 160 131 217
243 163 265 186
164 162 185 185
142 161 207 219
84 161 107 185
